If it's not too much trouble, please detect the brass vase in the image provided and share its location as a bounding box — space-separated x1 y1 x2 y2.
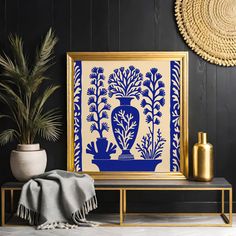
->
193 132 213 181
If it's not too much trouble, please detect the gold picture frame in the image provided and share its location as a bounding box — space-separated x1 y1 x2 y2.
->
67 52 188 179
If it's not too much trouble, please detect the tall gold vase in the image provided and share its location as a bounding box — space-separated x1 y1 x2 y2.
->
193 132 213 181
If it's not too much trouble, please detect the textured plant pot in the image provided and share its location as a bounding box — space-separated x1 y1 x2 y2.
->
94 138 111 159
111 97 139 160
10 144 47 182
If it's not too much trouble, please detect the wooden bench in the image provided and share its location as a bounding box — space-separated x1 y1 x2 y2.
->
1 178 233 227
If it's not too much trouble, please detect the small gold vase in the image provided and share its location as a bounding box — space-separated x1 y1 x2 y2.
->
193 132 213 181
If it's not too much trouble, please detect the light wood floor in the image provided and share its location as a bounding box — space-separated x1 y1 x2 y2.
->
0 214 236 236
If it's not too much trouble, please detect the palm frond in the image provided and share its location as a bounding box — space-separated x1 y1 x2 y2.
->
0 53 22 80
31 28 58 78
0 93 22 135
0 114 11 119
0 81 27 119
9 34 28 75
28 76 50 93
35 109 62 142
31 84 60 119
0 129 18 145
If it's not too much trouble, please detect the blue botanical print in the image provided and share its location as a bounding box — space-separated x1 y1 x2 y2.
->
74 61 82 171
108 66 143 99
86 67 110 138
136 68 166 160
108 66 143 160
170 61 180 171
86 67 117 160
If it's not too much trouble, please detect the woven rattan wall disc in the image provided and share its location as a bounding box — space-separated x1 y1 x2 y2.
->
175 0 236 66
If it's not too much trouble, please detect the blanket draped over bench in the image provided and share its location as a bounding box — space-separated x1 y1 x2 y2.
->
17 170 97 229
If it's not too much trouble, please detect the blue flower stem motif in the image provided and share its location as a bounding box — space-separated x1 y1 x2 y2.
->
87 67 111 138
86 67 117 160
136 68 166 160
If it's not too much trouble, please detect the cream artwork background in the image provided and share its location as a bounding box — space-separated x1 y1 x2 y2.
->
79 60 173 172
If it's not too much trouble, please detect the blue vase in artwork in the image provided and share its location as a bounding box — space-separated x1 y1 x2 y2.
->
111 97 139 160
95 137 109 159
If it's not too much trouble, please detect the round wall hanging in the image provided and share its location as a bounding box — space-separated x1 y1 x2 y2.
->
175 0 236 66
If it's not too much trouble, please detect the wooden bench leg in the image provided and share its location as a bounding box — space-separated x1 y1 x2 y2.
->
123 189 126 214
229 188 233 226
220 188 233 226
221 190 224 214
1 188 5 226
10 190 14 213
119 189 123 225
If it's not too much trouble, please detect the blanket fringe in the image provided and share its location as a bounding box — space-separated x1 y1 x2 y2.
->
17 195 98 229
72 195 98 224
38 195 98 230
17 204 39 225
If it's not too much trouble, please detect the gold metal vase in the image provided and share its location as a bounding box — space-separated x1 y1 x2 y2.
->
193 132 213 181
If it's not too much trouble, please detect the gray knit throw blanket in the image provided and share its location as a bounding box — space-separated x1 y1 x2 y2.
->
17 170 97 229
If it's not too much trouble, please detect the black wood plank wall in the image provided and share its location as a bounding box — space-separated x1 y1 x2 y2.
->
0 0 236 215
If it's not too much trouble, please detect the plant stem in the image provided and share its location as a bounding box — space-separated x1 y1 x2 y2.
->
95 75 102 138
151 75 155 157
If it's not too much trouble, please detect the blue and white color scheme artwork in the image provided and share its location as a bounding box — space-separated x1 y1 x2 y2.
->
72 58 184 173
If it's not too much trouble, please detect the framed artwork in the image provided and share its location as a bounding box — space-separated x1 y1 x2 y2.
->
67 52 188 179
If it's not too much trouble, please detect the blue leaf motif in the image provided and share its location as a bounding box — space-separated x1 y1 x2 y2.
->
142 89 149 97
158 98 165 106
143 108 151 115
87 88 95 96
146 115 153 123
140 99 147 108
108 66 143 99
150 68 158 74
157 81 165 88
88 97 95 105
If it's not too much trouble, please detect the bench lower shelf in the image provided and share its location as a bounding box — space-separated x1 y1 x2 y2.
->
3 213 233 227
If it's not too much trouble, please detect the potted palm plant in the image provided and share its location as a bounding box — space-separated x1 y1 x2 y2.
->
0 29 61 181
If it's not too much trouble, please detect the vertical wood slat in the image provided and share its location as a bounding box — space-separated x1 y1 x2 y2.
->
70 0 91 51
91 0 109 51
5 0 19 37
119 0 155 50
108 0 120 51
154 0 160 49
216 66 230 178
187 54 207 185
18 0 53 49
0 0 6 47
216 66 236 188
49 0 70 169
189 54 207 139
206 64 217 151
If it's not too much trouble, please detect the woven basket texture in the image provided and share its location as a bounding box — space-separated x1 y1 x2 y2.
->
175 0 236 66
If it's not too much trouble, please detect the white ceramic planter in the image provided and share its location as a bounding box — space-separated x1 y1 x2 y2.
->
10 144 47 181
